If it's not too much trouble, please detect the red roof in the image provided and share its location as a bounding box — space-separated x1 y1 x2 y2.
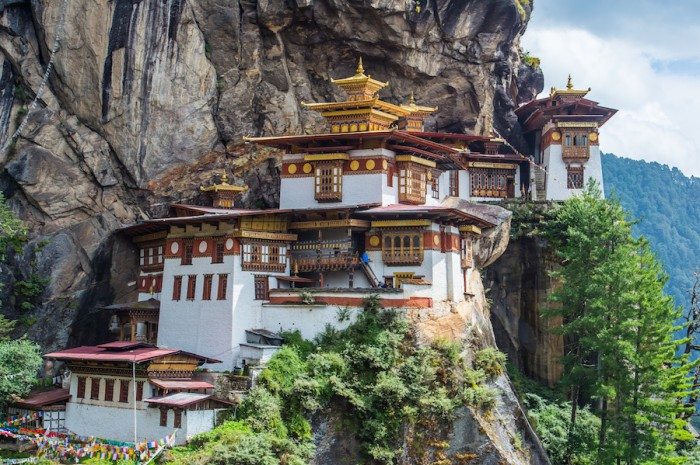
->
149 379 214 391
44 345 220 364
12 389 70 409
355 203 496 228
96 341 153 350
145 392 233 408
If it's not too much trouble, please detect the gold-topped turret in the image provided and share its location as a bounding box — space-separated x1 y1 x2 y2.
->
200 172 248 208
302 58 416 133
399 92 438 132
328 57 389 101
549 74 591 100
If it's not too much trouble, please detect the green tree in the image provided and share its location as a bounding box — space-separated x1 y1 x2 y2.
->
0 339 42 408
544 181 695 464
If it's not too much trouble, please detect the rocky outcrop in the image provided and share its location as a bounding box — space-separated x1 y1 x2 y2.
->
311 208 550 464
0 0 542 351
485 234 564 387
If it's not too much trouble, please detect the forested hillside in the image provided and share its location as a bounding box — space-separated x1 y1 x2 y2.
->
602 153 700 310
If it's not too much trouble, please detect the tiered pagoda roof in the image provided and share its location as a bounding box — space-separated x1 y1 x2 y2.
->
516 75 617 132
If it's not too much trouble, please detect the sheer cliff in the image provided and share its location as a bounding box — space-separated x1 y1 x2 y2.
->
0 0 543 351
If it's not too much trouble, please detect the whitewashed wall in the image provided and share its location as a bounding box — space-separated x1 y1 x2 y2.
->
543 144 604 200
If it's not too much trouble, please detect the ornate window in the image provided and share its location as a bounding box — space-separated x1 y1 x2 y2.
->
398 163 427 204
314 162 343 202
202 274 213 300
174 410 182 428
254 275 269 300
119 380 129 403
90 378 100 400
242 242 287 272
159 409 167 427
172 276 182 301
212 239 225 264
562 131 590 159
567 166 584 189
381 231 424 265
77 377 86 399
460 235 474 269
186 275 197 300
469 168 514 198
136 381 144 402
449 170 459 197
431 171 440 199
217 274 228 300
182 240 193 265
105 379 115 402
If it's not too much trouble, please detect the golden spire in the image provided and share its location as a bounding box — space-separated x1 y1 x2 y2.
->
200 171 247 193
566 74 573 90
356 57 365 75
409 91 416 105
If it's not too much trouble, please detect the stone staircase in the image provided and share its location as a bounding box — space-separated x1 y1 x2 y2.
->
533 167 546 201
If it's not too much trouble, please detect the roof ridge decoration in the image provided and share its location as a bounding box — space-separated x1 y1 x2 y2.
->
200 172 248 193
549 74 591 99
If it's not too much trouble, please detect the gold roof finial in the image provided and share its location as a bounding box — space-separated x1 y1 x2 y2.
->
200 171 247 193
221 172 229 184
356 57 365 75
409 92 416 105
566 74 573 90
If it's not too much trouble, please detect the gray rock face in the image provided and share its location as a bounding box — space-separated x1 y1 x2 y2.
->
0 0 546 457
485 236 564 387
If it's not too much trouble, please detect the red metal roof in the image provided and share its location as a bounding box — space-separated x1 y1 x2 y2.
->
44 345 220 364
11 389 70 409
96 341 154 350
149 379 214 391
355 203 497 228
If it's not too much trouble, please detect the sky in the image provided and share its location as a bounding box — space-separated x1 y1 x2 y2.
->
521 0 700 177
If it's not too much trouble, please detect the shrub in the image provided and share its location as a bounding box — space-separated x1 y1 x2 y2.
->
474 347 506 379
462 385 498 411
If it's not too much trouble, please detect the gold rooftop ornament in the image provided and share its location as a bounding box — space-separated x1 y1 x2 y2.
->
399 92 437 131
200 172 248 208
302 57 432 133
549 74 591 100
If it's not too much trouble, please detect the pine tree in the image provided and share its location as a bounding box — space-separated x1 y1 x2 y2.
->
543 181 696 464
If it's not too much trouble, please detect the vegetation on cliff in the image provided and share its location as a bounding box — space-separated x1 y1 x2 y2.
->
165 296 505 465
520 182 697 464
0 194 42 407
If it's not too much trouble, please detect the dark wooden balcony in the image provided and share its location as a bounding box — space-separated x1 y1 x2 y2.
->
562 145 589 160
292 250 359 272
382 251 423 266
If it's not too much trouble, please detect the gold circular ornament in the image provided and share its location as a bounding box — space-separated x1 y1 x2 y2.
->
551 131 561 141
288 164 297 174
369 235 380 247
433 235 440 246
382 159 388 170
303 163 313 174
365 159 376 170
427 171 432 181
350 160 360 171
589 132 598 142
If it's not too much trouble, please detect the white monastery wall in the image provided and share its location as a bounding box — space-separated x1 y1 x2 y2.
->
261 302 361 338
158 255 236 369
544 144 604 200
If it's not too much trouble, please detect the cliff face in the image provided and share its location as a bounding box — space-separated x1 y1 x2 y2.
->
485 235 564 387
0 0 543 351
311 205 551 465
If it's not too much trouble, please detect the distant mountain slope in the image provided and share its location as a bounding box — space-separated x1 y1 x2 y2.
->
602 153 700 310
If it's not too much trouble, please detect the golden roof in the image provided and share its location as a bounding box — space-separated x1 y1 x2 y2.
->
302 97 411 117
200 173 248 193
549 74 590 99
329 57 389 100
400 92 438 115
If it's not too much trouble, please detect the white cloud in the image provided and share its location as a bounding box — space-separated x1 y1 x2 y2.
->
522 28 700 177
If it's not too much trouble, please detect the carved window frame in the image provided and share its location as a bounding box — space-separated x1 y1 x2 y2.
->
398 163 427 204
314 161 343 202
242 241 288 272
567 165 585 189
381 230 424 266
